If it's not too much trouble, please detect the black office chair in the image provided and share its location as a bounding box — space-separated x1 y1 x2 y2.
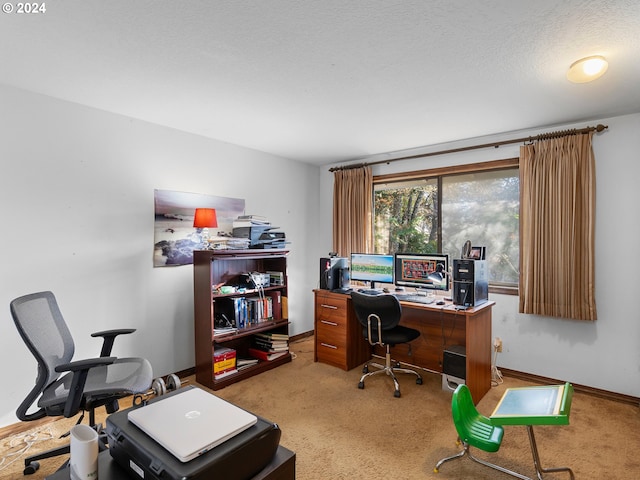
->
351 291 423 397
10 291 153 475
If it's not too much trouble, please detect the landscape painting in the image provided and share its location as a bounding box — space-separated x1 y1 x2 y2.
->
153 189 245 266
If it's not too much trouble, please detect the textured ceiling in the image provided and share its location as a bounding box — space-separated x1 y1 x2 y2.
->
2 0 639 166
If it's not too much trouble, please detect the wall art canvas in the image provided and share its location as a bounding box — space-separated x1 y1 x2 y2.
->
154 189 245 267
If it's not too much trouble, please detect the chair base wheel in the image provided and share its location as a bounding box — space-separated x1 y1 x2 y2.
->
24 461 40 475
358 381 365 389
394 390 401 398
416 377 423 385
362 365 368 374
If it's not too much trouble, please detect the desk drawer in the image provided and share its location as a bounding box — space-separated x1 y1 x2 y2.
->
315 319 347 348
315 325 349 369
316 341 350 369
315 298 348 326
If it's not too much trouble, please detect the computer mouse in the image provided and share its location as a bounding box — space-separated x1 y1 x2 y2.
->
436 300 446 305
382 287 390 293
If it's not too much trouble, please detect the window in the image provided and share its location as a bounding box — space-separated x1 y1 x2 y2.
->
373 161 519 290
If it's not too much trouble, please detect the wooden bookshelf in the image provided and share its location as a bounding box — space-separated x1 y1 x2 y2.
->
193 249 291 390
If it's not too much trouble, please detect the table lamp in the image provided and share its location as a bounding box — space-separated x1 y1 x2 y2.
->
193 208 218 248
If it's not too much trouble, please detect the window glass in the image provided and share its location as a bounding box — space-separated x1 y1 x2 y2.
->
442 169 519 285
373 167 519 287
374 178 438 255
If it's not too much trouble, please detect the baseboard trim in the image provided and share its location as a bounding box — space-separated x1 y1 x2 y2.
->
175 337 638 407
500 367 640 406
290 330 314 342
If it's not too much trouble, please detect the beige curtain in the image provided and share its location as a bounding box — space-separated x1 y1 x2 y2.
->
332 166 373 258
519 132 597 320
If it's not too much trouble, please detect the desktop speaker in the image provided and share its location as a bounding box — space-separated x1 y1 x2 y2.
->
452 259 488 307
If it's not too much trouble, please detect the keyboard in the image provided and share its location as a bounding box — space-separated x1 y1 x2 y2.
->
356 289 384 295
394 294 436 304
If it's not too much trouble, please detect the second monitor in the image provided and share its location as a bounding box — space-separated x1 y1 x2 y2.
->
394 252 449 292
350 253 394 290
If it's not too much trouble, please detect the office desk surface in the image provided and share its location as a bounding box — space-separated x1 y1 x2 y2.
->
491 382 573 425
399 298 494 313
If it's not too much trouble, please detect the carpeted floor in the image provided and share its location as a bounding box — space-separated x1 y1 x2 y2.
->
1 336 639 479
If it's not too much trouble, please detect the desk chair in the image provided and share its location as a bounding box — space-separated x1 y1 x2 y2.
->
350 291 422 398
434 384 529 479
10 291 153 475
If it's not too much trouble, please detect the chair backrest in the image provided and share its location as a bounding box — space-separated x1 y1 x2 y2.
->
10 291 75 421
351 292 402 332
451 384 502 453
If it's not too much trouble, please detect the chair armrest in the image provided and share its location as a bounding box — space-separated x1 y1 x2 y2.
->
54 356 116 373
55 357 116 418
91 328 136 357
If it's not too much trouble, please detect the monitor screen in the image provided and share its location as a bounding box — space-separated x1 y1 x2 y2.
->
394 253 449 291
350 253 394 288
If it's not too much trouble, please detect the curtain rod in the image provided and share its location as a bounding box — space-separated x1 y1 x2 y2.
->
329 124 608 172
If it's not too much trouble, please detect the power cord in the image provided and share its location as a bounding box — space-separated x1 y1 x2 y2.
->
0 426 54 472
491 346 503 387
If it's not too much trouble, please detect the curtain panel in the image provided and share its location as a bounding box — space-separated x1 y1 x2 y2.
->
332 166 373 258
519 132 597 321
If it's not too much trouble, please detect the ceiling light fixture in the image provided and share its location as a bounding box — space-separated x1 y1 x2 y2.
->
567 55 608 83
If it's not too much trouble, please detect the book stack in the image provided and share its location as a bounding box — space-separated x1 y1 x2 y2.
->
248 332 289 361
219 295 276 328
236 357 260 371
213 346 237 379
232 215 271 228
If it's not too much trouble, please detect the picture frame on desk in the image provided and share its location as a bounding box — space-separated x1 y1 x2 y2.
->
469 246 486 260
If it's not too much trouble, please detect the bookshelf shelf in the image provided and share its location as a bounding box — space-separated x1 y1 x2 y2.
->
213 318 290 344
193 249 291 390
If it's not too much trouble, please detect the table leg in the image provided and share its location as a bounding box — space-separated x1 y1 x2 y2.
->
526 426 575 480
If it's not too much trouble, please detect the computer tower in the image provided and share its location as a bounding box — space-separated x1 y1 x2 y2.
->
442 345 466 392
319 257 349 291
452 259 488 307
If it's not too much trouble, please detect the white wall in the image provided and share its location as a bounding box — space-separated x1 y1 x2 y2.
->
0 85 323 427
320 113 640 399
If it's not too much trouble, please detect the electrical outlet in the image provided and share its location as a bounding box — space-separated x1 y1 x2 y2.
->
494 337 503 352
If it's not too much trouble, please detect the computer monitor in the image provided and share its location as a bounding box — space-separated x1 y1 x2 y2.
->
394 253 449 291
350 253 394 290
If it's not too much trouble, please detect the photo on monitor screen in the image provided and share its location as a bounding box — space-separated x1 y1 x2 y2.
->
350 253 394 287
394 253 449 291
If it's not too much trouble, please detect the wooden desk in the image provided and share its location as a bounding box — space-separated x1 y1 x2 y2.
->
46 445 296 480
491 383 574 480
313 290 494 402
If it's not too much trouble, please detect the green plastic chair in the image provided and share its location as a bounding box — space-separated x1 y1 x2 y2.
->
434 384 530 479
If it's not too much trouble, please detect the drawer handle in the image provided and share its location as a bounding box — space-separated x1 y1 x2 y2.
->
320 320 338 326
320 304 338 310
320 343 338 349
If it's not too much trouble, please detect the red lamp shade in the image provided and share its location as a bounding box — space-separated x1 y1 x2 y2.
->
193 208 218 228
